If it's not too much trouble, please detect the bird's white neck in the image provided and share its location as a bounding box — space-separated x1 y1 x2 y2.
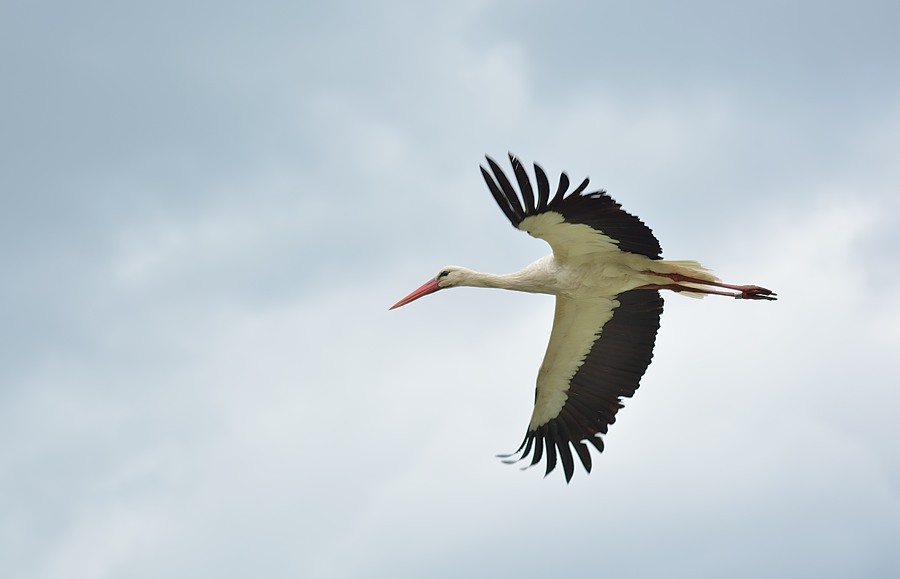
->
458 262 556 295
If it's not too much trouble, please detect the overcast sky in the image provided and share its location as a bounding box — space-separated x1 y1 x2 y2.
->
2 1 899 578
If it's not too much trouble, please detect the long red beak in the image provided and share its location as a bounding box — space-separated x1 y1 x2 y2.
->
389 278 441 310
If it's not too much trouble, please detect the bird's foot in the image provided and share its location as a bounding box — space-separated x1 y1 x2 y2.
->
735 285 777 300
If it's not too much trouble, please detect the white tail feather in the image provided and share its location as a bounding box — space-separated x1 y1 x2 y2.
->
652 259 718 298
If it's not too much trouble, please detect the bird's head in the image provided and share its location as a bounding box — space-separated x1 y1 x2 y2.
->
389 266 470 310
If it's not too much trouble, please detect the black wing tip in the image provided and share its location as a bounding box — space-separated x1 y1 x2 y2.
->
484 153 603 202
482 152 564 223
499 425 601 483
484 155 526 225
480 162 522 227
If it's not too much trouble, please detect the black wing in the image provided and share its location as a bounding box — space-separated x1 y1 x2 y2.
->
480 153 662 260
500 290 665 482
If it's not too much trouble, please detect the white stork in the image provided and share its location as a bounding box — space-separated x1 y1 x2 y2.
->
390 154 776 482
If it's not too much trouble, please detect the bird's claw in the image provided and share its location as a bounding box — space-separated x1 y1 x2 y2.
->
736 285 777 300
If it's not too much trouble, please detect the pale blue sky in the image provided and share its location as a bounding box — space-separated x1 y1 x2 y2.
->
2 1 899 578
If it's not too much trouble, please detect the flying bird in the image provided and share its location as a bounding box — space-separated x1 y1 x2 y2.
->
390 154 776 482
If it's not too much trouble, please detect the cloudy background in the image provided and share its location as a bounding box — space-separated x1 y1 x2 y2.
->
3 1 899 577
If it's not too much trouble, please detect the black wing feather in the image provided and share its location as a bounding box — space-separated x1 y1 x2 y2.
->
509 154 535 213
480 166 518 225
573 440 593 474
543 430 558 477
553 422 576 482
529 434 544 467
485 157 525 223
534 163 550 211
571 176 590 197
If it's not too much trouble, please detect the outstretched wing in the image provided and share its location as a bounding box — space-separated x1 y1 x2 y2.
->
480 153 662 261
501 290 665 482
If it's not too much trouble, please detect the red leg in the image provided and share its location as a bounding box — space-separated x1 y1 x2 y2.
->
640 272 777 301
636 283 741 298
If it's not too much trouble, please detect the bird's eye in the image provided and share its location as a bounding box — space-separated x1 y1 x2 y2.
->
438 270 450 279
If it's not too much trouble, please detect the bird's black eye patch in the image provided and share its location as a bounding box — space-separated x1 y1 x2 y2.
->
438 270 450 279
